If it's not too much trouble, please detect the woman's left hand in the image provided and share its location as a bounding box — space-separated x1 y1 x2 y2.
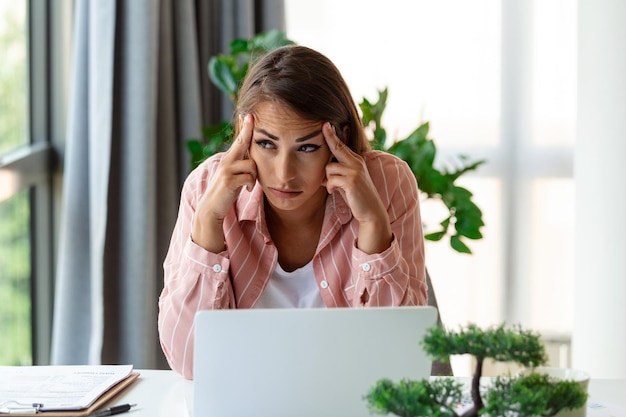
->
322 122 392 254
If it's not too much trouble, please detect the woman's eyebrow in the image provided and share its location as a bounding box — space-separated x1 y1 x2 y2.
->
255 128 322 142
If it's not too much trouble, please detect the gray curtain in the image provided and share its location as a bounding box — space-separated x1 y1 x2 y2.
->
51 0 284 369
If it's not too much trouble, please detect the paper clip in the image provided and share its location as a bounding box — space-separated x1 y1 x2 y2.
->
0 401 43 414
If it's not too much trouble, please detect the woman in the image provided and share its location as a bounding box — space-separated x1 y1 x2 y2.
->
158 45 428 379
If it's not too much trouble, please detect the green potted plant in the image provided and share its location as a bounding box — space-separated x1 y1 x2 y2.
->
187 30 486 254
364 324 588 417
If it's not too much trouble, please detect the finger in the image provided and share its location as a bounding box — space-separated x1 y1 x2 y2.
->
322 122 346 157
228 159 257 191
232 173 256 193
322 122 353 162
229 114 254 160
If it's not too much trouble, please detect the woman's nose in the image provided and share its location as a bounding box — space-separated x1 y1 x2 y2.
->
275 151 296 182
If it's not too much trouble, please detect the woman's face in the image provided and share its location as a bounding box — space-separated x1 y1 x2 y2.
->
249 101 332 214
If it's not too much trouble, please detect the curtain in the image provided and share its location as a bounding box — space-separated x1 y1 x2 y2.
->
51 0 284 369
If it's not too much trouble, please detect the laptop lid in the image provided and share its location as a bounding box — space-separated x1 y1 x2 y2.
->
193 306 438 417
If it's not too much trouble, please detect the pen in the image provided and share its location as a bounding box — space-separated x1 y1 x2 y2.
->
89 403 136 417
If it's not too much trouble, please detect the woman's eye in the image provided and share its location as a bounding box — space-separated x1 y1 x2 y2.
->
254 140 275 150
299 144 320 153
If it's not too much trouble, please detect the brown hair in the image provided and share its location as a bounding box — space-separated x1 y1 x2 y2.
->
234 45 371 154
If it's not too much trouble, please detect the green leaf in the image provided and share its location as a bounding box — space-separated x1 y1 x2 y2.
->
186 139 207 169
371 128 386 150
202 121 230 138
423 323 548 366
364 378 462 417
250 29 295 51
450 234 472 254
413 121 430 141
360 98 375 126
208 56 238 98
454 219 483 240
186 139 203 154
424 231 446 241
229 38 251 55
361 89 388 150
386 140 413 164
445 158 487 181
442 186 472 209
484 373 587 417
416 140 437 170
420 169 448 196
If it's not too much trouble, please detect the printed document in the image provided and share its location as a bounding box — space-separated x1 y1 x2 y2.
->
0 364 133 412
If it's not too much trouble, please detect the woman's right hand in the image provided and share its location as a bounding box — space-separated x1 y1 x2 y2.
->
191 114 257 253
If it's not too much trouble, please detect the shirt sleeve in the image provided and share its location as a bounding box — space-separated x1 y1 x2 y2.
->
351 153 428 307
158 155 235 380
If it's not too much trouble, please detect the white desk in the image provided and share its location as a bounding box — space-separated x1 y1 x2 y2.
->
114 370 626 416
115 370 192 417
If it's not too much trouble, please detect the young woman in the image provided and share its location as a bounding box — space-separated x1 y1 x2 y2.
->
158 45 428 379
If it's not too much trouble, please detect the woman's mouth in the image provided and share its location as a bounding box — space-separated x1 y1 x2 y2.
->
268 187 302 199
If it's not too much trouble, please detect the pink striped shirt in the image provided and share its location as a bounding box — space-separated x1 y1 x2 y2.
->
158 150 428 379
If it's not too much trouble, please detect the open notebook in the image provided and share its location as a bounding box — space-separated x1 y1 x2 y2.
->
193 306 438 417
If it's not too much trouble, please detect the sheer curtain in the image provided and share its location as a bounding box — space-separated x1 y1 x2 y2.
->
51 0 283 369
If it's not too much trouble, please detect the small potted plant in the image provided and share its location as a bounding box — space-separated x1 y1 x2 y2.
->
364 324 588 417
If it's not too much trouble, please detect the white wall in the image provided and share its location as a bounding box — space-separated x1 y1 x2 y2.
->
573 0 626 378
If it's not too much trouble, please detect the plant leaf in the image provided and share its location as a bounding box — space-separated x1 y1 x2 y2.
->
208 56 238 98
424 231 446 241
186 139 207 169
229 38 251 55
250 29 295 51
450 234 472 254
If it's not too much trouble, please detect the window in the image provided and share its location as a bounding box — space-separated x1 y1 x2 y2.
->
285 0 576 374
0 190 32 365
0 0 31 366
0 0 71 365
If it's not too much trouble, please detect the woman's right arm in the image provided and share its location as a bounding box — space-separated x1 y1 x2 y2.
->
157 157 236 379
158 115 257 379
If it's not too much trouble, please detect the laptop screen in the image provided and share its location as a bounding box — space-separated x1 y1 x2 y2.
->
193 306 438 417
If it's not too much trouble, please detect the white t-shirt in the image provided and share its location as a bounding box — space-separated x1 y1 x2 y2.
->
253 261 325 308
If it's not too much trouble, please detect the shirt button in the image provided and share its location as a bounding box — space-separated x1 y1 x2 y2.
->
212 264 222 273
362 263 371 272
320 280 329 289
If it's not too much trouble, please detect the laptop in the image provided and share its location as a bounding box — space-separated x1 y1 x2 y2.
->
192 306 438 417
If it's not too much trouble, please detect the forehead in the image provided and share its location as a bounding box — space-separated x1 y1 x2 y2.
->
253 101 321 132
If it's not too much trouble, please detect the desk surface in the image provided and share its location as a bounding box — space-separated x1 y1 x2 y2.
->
114 370 626 417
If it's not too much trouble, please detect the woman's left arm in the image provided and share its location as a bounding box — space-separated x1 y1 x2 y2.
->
323 123 427 306
350 152 428 306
